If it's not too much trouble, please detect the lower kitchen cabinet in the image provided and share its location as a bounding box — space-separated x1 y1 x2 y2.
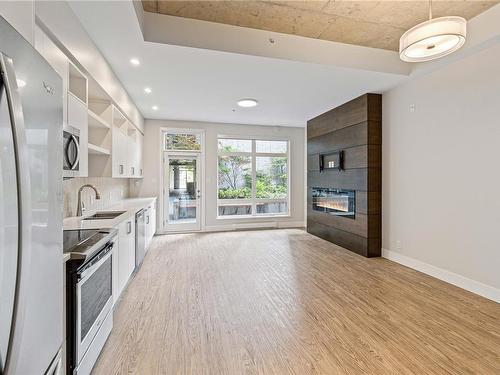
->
145 203 156 250
112 217 136 304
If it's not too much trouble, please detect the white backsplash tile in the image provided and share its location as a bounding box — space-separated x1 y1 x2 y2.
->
63 177 130 218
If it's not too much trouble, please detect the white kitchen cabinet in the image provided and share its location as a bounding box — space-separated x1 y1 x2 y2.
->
145 202 156 250
115 217 135 300
111 106 128 178
137 132 144 177
127 130 137 177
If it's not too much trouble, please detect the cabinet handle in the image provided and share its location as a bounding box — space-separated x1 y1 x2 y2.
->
140 168 142 176
127 221 131 234
119 164 123 175
131 167 134 175
146 215 149 224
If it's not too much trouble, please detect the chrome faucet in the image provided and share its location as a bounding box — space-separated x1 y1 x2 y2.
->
76 184 101 217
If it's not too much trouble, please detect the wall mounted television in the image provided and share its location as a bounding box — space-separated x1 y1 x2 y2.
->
319 150 343 171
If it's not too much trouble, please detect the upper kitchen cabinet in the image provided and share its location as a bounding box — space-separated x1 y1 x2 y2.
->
126 123 141 178
112 106 128 178
137 132 144 177
67 62 88 177
88 103 143 179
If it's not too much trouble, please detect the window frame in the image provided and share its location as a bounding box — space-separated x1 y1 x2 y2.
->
217 135 290 219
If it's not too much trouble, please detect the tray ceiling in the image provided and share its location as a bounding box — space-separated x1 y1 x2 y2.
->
141 1 499 50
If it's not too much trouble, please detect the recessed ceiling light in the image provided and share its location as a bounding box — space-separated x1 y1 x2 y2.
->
144 87 152 94
130 58 140 66
237 99 258 108
16 79 26 88
152 105 158 111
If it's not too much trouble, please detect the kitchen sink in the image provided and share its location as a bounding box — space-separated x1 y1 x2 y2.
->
82 211 126 220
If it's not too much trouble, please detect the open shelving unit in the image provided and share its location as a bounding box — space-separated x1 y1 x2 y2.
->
88 109 111 130
68 62 87 105
88 143 111 155
87 75 114 176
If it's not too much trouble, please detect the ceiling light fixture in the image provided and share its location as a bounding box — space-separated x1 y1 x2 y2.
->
130 58 140 66
399 0 466 62
152 105 158 111
16 79 26 88
237 99 258 108
144 87 152 94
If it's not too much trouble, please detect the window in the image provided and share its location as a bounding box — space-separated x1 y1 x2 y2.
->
217 138 289 217
165 132 201 151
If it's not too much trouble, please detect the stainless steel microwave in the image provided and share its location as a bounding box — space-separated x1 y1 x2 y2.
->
63 124 80 178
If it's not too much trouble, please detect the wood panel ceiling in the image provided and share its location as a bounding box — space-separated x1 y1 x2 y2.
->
141 1 499 50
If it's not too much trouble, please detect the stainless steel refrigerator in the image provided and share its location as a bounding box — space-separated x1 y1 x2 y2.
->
0 16 63 375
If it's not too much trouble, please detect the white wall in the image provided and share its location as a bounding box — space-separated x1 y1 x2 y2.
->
382 41 500 301
0 1 34 44
63 177 129 218
130 119 305 231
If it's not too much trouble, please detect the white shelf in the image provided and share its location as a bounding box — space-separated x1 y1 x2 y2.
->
68 62 87 104
88 143 110 156
88 109 111 129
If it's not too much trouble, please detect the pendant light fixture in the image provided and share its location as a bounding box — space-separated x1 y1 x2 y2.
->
399 0 466 62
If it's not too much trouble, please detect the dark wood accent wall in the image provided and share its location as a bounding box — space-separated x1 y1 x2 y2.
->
307 94 382 257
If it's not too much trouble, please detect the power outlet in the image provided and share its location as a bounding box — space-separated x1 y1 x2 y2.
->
396 240 402 251
409 104 416 113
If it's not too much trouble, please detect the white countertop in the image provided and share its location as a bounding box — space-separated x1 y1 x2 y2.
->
63 197 157 231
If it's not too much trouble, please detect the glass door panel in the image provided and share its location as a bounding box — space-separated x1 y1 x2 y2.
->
164 154 201 231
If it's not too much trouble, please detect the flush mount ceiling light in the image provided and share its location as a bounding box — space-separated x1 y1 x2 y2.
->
144 87 152 94
16 79 26 88
399 0 466 62
237 98 258 108
130 58 140 66
152 105 158 111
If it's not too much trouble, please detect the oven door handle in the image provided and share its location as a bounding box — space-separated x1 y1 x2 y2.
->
69 134 80 170
77 247 112 283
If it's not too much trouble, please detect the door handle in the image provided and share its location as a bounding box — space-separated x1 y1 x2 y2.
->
127 221 132 234
0 52 33 375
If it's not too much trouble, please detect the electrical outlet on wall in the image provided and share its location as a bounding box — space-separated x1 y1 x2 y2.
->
409 104 416 113
396 240 402 251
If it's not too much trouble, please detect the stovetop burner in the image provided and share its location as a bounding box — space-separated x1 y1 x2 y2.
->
63 228 117 261
63 229 100 252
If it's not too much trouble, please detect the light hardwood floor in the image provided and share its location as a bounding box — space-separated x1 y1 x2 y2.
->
93 229 500 375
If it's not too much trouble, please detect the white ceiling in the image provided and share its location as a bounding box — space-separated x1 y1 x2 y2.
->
69 1 408 127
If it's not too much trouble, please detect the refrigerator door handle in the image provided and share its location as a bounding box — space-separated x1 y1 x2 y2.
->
0 53 33 375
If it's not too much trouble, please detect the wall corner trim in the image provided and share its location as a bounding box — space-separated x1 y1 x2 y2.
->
382 248 500 303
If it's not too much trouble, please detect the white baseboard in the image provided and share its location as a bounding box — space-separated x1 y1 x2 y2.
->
204 220 305 232
382 248 500 303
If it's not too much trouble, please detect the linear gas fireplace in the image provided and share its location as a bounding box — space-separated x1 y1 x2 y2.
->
312 188 355 219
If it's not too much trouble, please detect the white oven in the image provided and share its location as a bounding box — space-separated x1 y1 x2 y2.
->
67 234 116 375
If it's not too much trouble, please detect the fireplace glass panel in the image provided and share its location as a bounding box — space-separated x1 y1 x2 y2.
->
312 188 355 219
